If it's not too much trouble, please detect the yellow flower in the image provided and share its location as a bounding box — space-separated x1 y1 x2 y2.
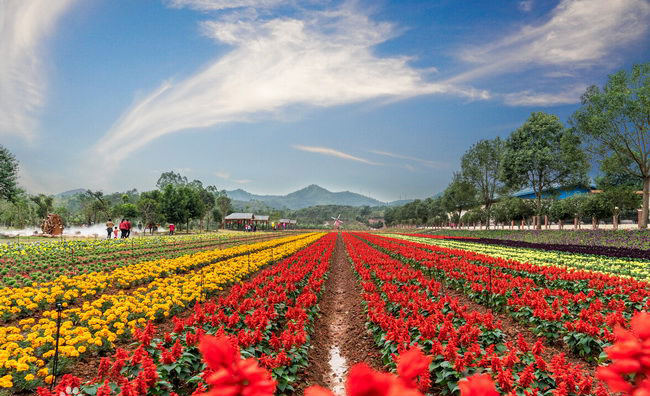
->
25 373 35 381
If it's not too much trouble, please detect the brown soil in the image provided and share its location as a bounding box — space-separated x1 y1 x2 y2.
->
294 233 383 395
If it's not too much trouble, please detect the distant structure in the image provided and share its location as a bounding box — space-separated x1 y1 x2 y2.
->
223 213 270 230
513 185 597 200
331 214 343 229
277 219 297 230
41 214 64 236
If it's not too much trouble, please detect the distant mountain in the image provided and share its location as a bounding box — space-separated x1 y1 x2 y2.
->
386 199 416 206
55 188 87 198
226 184 392 210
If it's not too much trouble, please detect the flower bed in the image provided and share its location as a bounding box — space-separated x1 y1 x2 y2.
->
0 233 324 392
37 233 336 395
344 233 602 395
365 233 650 361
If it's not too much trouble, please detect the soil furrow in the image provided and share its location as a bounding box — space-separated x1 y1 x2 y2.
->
296 233 383 395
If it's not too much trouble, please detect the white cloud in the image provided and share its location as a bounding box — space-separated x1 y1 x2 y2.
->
448 0 650 84
0 0 76 139
368 149 446 168
503 85 587 106
214 170 231 179
91 6 488 167
293 145 382 166
518 0 533 12
215 170 251 184
168 0 286 11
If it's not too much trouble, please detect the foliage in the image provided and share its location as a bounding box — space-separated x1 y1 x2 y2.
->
0 145 20 203
571 63 650 228
501 112 589 221
156 171 188 190
460 137 505 228
442 173 478 223
29 194 54 220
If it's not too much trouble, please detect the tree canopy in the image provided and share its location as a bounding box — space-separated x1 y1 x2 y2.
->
501 112 589 227
571 63 650 228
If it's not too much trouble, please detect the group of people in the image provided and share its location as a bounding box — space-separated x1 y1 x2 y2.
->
105 218 133 239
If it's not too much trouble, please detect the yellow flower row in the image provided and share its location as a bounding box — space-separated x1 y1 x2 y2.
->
0 233 298 320
0 232 247 257
388 234 650 280
0 233 324 389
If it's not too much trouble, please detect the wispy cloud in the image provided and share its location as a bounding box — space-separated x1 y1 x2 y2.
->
293 145 382 166
503 85 588 106
91 5 488 167
0 0 76 139
518 0 533 12
448 0 650 84
168 0 286 11
368 149 446 168
215 170 252 184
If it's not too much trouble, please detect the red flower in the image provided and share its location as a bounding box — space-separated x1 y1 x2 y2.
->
305 385 335 396
459 374 499 396
396 346 432 392
199 335 276 396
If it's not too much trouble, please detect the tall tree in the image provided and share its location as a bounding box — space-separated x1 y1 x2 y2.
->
571 63 650 228
156 171 188 190
460 137 505 229
0 145 20 203
137 190 163 228
30 194 54 220
501 112 589 228
441 173 478 225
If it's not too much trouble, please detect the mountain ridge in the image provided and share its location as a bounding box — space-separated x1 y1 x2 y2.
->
226 184 410 209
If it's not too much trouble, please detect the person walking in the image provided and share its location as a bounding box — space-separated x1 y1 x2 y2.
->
125 219 132 238
119 219 127 238
105 219 114 239
113 226 119 239
169 223 175 235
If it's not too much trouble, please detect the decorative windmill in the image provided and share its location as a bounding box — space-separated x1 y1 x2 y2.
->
331 214 343 229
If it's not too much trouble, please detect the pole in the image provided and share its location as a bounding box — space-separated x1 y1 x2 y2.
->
50 302 64 390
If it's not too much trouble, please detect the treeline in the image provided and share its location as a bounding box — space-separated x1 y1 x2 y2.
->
0 169 234 231
386 63 649 229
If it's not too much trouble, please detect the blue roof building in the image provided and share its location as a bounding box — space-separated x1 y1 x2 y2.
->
513 185 596 200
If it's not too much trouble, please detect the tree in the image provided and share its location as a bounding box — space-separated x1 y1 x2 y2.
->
571 63 650 228
596 155 644 189
215 191 233 227
460 138 505 229
501 112 589 229
137 190 163 228
30 194 54 220
442 173 478 226
156 171 188 190
114 203 138 219
0 145 20 203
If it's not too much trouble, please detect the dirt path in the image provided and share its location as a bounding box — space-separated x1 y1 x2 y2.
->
296 233 383 395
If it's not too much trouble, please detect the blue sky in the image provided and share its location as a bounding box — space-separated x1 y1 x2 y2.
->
1 0 648 202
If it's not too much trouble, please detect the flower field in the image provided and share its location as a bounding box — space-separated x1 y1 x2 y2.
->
0 233 283 287
394 233 650 280
1 230 644 396
0 232 324 391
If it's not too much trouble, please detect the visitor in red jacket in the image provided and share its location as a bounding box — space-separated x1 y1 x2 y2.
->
169 223 175 235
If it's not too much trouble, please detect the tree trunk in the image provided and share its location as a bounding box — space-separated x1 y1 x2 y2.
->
592 217 598 230
574 217 578 230
641 176 650 229
536 196 542 230
559 219 563 230
613 214 619 230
